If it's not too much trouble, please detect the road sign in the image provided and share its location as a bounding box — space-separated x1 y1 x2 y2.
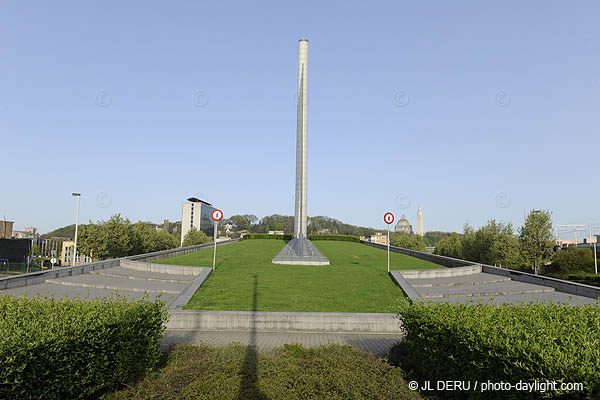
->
50 257 57 264
383 212 394 273
212 209 223 222
384 212 394 225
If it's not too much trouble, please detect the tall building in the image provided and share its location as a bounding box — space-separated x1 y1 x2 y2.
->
0 220 13 239
416 205 424 237
180 197 215 246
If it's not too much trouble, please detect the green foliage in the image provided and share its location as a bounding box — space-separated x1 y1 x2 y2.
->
422 231 452 247
106 343 423 400
309 234 360 242
41 224 75 240
547 247 596 275
182 227 211 247
0 295 168 400
132 222 178 254
434 232 463 259
462 220 523 269
390 233 427 251
395 300 600 399
244 233 293 240
77 215 179 260
519 209 554 274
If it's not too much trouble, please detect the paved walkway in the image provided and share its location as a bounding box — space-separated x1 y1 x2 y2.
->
163 330 402 357
392 269 597 305
0 262 209 306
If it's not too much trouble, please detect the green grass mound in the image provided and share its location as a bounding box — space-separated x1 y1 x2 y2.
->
393 300 600 399
106 343 423 400
156 239 441 312
0 294 168 400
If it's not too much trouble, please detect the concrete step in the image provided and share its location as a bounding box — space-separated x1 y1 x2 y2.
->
419 280 556 299
90 266 193 284
45 274 189 295
409 273 511 288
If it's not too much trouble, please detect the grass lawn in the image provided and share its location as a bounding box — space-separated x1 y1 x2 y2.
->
105 343 423 400
155 239 442 313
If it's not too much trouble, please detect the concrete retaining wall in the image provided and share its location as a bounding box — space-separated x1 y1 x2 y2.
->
0 239 239 290
482 265 600 299
167 310 402 333
0 259 120 290
362 241 474 268
364 241 600 300
119 259 206 276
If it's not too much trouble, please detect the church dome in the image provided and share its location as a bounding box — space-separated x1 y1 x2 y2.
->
394 215 413 235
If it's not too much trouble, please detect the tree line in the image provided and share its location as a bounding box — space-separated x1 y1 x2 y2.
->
76 215 211 260
432 210 592 275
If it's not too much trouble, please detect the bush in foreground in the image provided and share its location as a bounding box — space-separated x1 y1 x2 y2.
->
106 343 422 400
394 300 600 399
0 294 168 400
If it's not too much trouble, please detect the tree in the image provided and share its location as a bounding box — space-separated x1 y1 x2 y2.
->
434 233 463 259
547 247 595 276
519 210 554 274
182 228 211 247
390 233 427 252
132 222 178 254
458 220 522 269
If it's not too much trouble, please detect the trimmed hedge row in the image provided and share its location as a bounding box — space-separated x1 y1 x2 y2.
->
0 295 168 400
243 233 361 243
309 234 361 243
106 343 423 399
394 300 600 399
243 233 293 240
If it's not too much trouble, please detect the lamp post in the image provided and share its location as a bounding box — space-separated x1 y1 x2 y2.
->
72 193 81 266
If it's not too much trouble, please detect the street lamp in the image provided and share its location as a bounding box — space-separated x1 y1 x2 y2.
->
72 193 81 266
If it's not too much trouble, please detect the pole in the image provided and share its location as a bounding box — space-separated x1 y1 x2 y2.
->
212 221 218 270
387 225 390 273
72 194 81 266
591 226 597 275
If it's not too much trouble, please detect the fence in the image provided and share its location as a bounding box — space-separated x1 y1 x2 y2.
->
0 262 44 277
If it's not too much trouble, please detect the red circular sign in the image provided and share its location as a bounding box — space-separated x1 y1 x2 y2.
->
211 209 223 222
383 212 394 225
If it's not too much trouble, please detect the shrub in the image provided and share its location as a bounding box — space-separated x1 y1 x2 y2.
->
106 343 423 399
243 233 293 240
182 227 211 247
548 247 596 275
309 234 360 242
0 294 168 400
394 300 600 399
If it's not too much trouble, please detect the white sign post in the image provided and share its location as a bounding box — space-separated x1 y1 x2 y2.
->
384 212 395 273
211 209 223 270
50 257 57 269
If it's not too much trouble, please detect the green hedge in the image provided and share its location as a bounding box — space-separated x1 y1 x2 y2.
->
0 295 168 400
106 343 423 399
309 234 361 243
394 300 600 399
569 273 600 283
243 233 293 240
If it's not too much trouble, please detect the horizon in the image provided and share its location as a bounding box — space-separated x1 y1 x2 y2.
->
3 1 599 237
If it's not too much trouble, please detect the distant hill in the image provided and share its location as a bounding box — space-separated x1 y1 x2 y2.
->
41 224 76 239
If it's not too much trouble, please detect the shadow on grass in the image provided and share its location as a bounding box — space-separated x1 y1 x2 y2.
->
236 274 268 400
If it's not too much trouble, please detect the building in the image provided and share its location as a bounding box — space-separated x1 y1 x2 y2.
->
60 241 92 265
0 238 31 262
416 205 424 237
0 220 13 239
369 232 388 245
395 215 413 235
268 230 285 235
180 197 215 246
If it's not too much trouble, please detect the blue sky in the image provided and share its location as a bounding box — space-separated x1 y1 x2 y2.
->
2 1 599 236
